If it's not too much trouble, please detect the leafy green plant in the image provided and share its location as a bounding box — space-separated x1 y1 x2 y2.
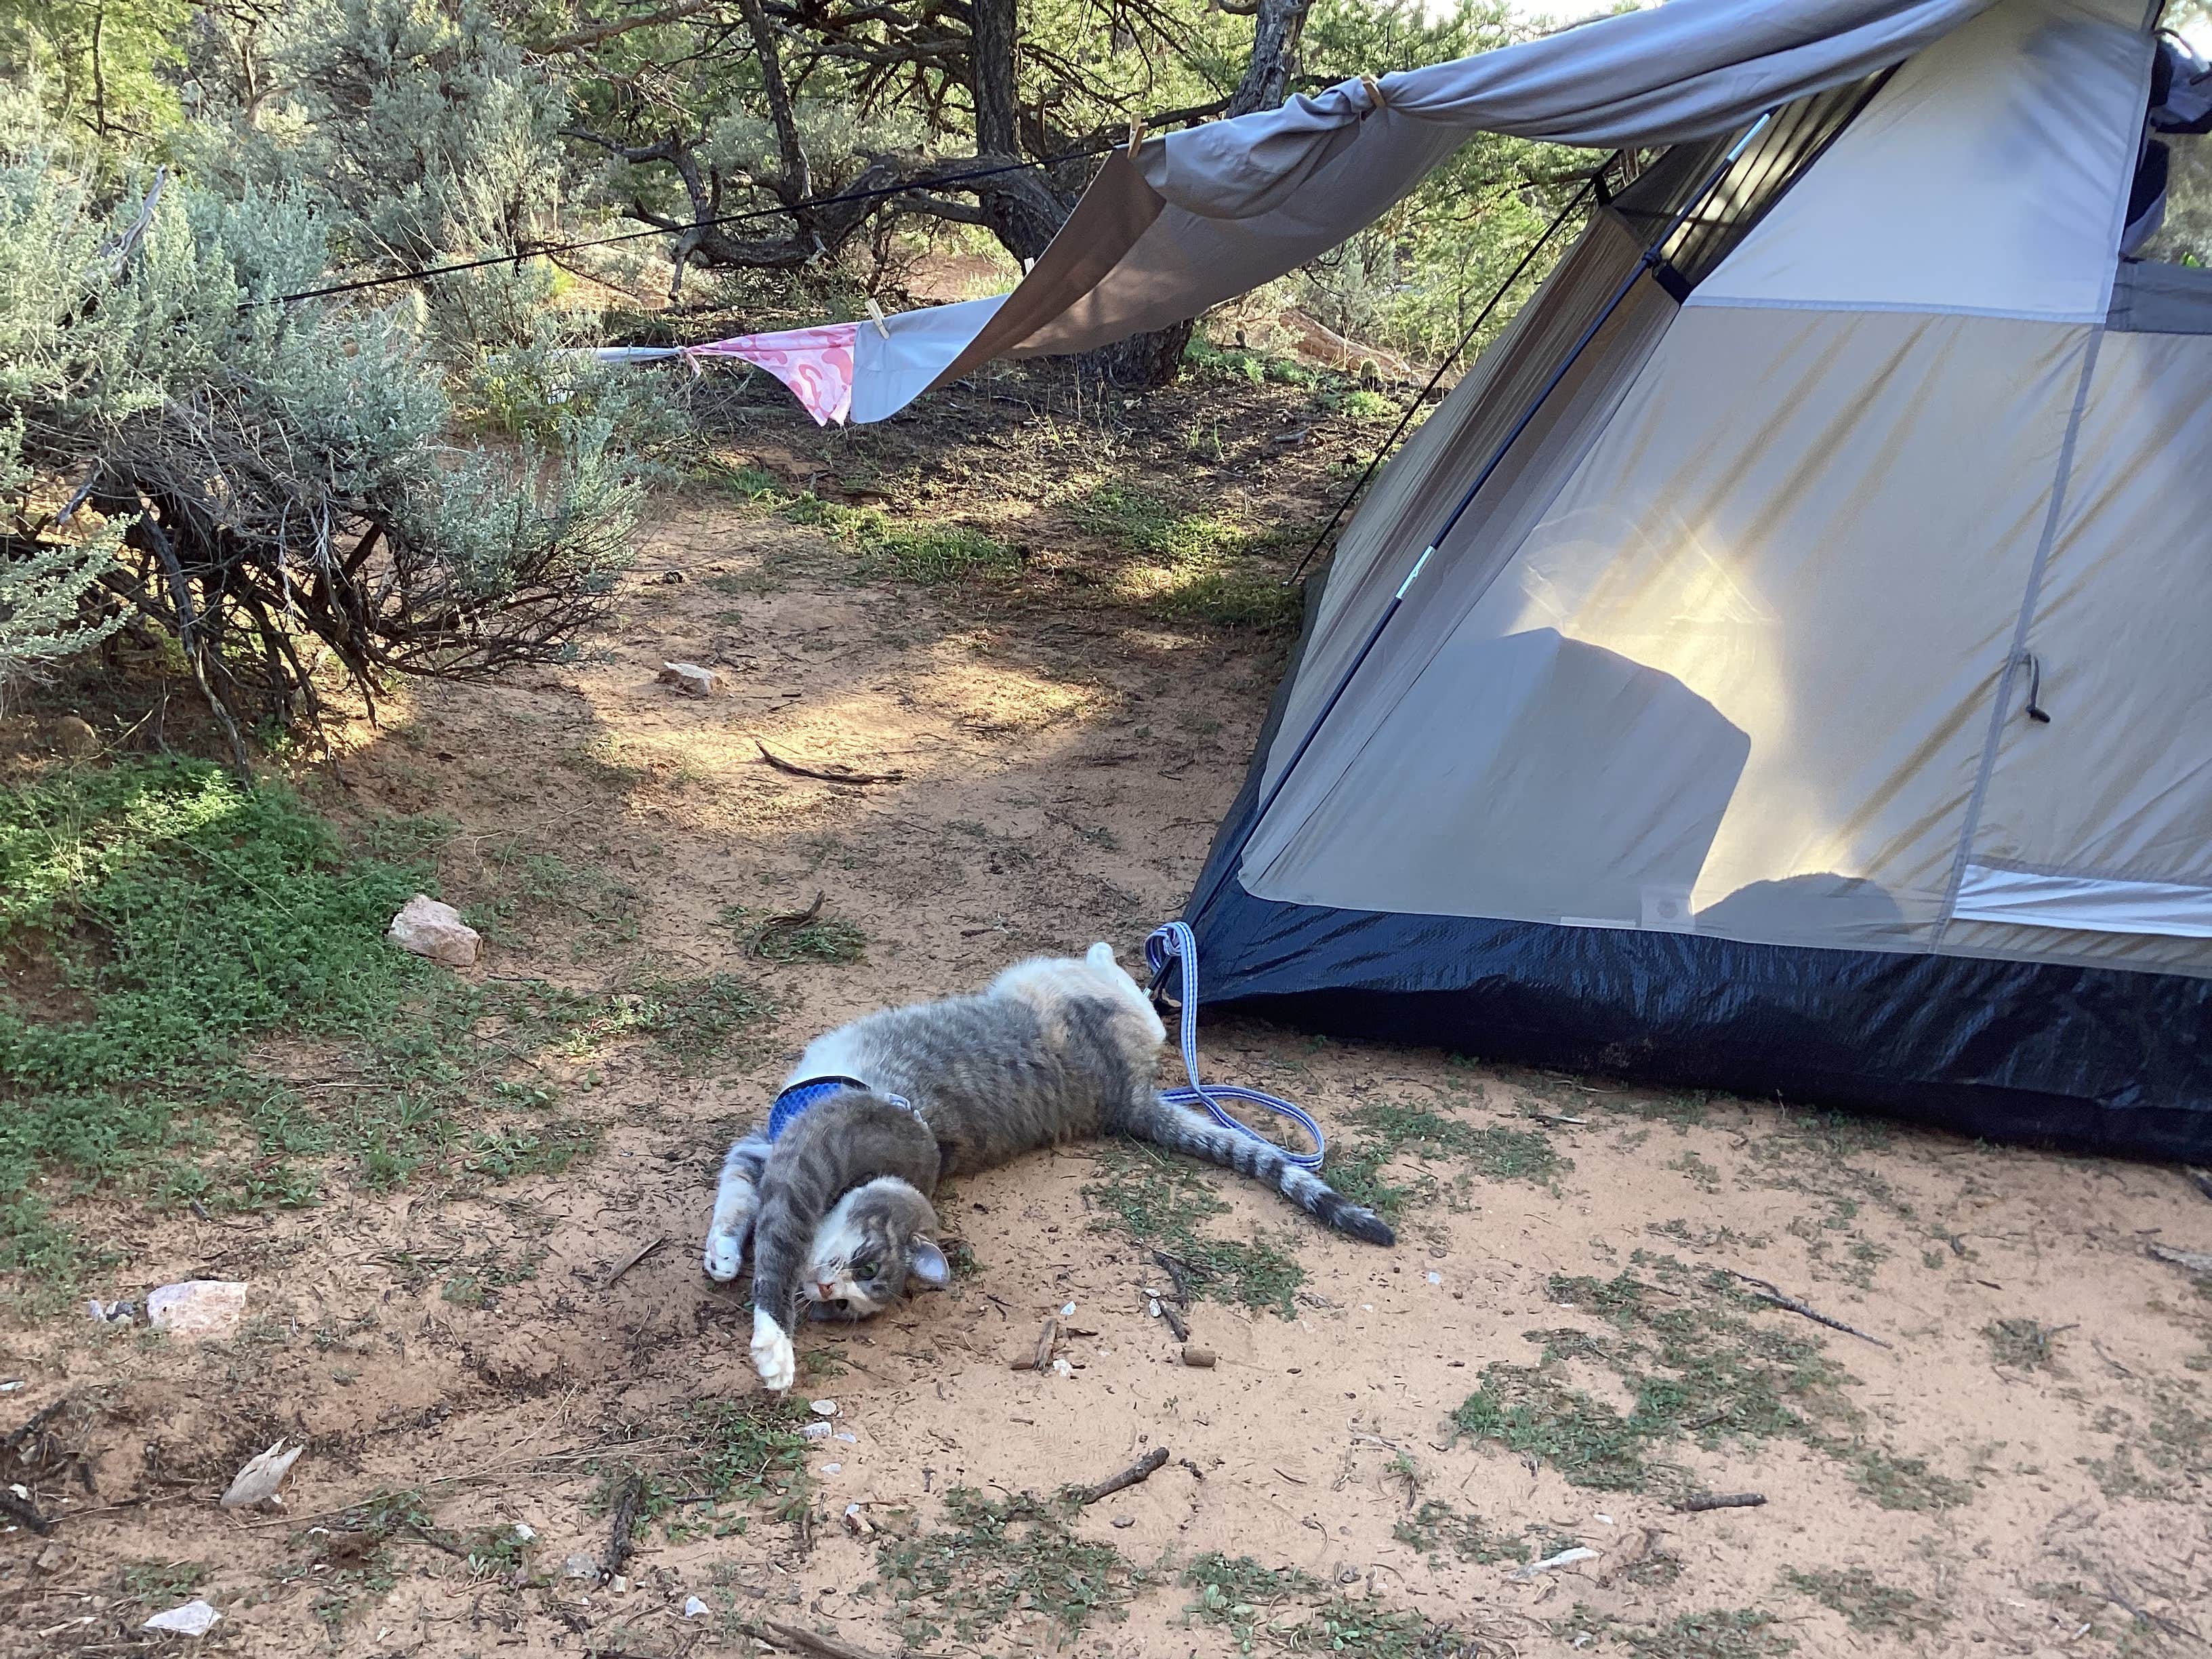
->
1082 1143 1305 1317
881 1488 1139 1647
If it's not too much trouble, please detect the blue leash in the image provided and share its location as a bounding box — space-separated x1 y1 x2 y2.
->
1145 922 1326 1170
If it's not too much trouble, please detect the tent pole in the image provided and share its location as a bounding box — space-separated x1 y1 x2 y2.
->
1285 165 1611 588
1171 111 1778 975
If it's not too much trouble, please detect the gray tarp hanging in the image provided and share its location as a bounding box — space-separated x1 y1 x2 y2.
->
845 0 2004 420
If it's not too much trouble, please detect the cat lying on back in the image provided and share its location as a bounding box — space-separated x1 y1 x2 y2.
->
703 941 1393 1391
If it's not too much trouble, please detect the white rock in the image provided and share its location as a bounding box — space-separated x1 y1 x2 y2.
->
834 1431 857 1444
147 1280 247 1339
808 1398 838 1416
564 1553 600 1580
657 661 716 696
1425 1271 1443 1286
386 895 480 968
800 1421 834 1441
143 1599 221 1637
1051 1358 1073 1378
510 1521 535 1542
683 1595 710 1619
1061 1303 1077 1317
820 1462 842 1476
220 1441 302 1509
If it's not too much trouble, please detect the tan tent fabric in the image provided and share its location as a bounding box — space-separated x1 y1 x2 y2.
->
1953 329 2212 924
1242 307 2097 953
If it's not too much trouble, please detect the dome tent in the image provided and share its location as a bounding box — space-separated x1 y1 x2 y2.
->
701 0 2212 1157
1182 0 2212 1159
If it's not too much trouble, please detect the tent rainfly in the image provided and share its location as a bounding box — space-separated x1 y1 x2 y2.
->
722 0 2212 1159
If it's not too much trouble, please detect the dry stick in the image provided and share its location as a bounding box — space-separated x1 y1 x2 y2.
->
599 1234 665 1290
606 1472 644 1579
741 1618 897 1659
755 740 905 785
752 891 827 958
1675 1492 1767 1513
1723 1270 1893 1349
2188 1166 2212 1203
1073 1446 1170 1506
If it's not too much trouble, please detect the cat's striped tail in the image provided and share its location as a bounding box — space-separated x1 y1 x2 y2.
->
1128 1093 1395 1246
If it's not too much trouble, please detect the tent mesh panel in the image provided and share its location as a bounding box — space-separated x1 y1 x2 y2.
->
1610 76 1891 289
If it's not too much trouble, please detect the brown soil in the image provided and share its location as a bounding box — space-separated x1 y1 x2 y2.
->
5 371 2211 1659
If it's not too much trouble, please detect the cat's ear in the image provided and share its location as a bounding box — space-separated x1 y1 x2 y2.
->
907 1237 951 1289
1086 941 1116 971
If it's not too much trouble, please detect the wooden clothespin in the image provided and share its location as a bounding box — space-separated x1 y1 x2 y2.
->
1360 73 1387 111
1127 115 1147 160
864 298 890 340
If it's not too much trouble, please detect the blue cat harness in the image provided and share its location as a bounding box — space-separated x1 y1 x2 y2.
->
767 1075 920 1143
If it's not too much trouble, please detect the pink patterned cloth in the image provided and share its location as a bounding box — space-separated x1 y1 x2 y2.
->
683 323 859 426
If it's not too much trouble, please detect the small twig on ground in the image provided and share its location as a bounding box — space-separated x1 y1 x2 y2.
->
1675 1492 1766 1513
751 891 827 957
599 1234 665 1290
2148 1242 2212 1275
2091 1337 2135 1378
741 1619 896 1659
2099 1576 2203 1645
1152 1250 1198 1304
1073 1446 1169 1505
756 741 905 785
606 1473 644 1578
2188 1167 2212 1203
401 1522 469 1558
1723 1269 1893 1349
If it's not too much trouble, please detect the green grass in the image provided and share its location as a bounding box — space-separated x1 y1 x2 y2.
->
1984 1316 2063 1370
1845 1446 1971 1511
880 1488 1141 1648
1071 482 1307 633
1577 1607 1797 1659
717 462 1018 585
0 758 773 1294
1393 1499 1534 1565
717 902 867 964
1082 1143 1305 1317
1782 1568 1948 1637
1323 1100 1563 1222
1182 1555 1478 1658
1450 1258 1853 1496
1145 565 1305 632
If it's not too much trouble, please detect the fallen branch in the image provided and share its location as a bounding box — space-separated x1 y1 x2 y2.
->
1723 1270 1892 1349
741 1619 896 1659
1073 1446 1169 1506
1675 1492 1766 1513
599 1234 665 1290
606 1472 644 1578
756 741 905 785
2148 1242 2212 1275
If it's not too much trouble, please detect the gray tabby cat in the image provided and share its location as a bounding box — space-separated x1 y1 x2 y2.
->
703 942 1393 1391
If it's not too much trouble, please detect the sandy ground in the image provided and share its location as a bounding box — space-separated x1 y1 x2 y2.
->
5 430 2212 1658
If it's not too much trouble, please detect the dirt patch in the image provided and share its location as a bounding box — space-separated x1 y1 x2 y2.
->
4 381 2211 1657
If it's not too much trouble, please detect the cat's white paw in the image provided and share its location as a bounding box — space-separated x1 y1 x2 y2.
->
702 1227 745 1282
751 1307 797 1393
